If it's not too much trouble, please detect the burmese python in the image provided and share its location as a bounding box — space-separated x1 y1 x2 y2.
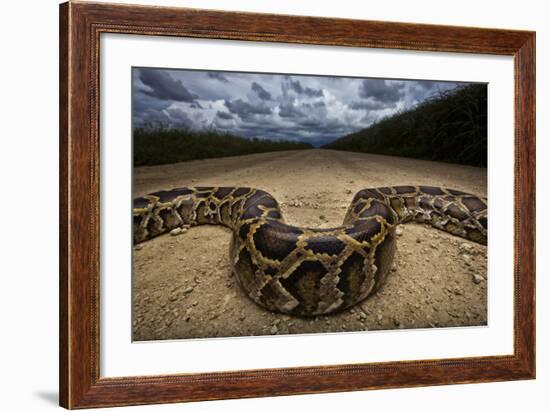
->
133 186 487 316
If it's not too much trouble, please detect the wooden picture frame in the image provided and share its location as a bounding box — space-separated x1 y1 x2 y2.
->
59 1 535 408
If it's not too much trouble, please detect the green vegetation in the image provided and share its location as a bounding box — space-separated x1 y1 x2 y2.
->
323 84 487 167
133 127 312 166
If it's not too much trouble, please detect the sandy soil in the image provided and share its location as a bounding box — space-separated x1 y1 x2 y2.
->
132 149 487 341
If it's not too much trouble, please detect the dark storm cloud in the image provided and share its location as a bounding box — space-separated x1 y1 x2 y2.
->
137 108 172 126
278 102 305 118
216 111 234 120
286 79 324 97
139 69 197 102
404 81 464 106
349 100 394 110
166 108 193 128
224 99 272 121
237 117 355 147
251 82 272 100
207 72 229 83
358 79 404 103
297 118 321 127
416 80 437 90
286 101 328 122
133 67 478 146
133 91 172 113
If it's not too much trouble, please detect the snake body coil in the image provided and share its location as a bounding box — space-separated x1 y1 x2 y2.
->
134 186 487 316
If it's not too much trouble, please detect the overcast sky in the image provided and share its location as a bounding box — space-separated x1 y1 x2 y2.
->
132 67 470 147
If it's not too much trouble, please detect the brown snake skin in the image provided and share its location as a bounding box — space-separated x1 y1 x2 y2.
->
133 186 487 316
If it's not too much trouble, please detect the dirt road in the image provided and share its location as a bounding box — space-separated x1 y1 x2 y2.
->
132 149 487 341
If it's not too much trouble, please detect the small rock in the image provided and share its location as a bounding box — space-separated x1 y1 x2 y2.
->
472 274 485 284
460 243 474 254
183 287 194 294
416 238 422 244
447 310 459 318
391 263 397 272
393 317 401 326
319 215 327 220
273 319 281 326
462 254 472 266
377 314 383 322
239 312 246 321
170 227 187 236
270 325 278 334
453 286 463 295
345 189 353 195
395 226 404 236
135 244 144 251
430 243 438 249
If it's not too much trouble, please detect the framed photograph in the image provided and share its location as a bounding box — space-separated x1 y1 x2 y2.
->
59 1 535 408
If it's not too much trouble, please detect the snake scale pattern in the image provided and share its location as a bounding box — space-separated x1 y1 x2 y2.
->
134 186 487 316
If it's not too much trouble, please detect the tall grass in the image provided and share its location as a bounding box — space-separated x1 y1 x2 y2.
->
133 127 312 166
323 84 487 167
